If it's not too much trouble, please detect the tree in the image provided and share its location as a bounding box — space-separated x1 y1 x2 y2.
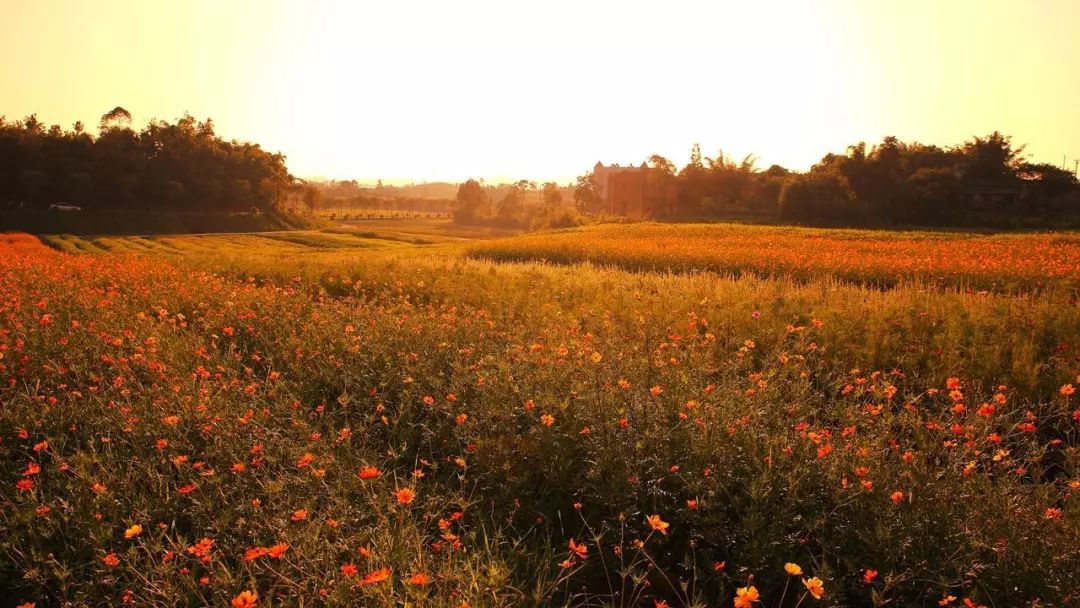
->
959 131 1025 183
99 106 132 132
0 108 294 213
541 182 563 207
1018 162 1079 210
573 172 601 212
302 185 323 213
454 179 488 223
778 172 860 224
496 186 524 224
647 154 676 176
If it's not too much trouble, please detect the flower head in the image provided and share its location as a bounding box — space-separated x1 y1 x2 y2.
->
231 590 258 608
803 577 825 599
646 514 670 535
734 585 759 608
358 466 381 480
394 488 416 505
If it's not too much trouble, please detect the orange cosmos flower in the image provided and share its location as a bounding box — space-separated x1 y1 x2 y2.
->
394 488 416 504
244 547 268 561
646 514 670 535
1061 384 1075 396
569 538 588 559
784 563 802 576
540 414 555 427
360 567 392 585
803 577 825 599
231 590 258 608
124 524 142 539
187 537 215 559
734 585 759 608
267 543 288 558
863 569 878 583
291 509 308 521
102 553 120 567
408 573 430 586
358 466 381 480
890 491 904 504
341 563 358 576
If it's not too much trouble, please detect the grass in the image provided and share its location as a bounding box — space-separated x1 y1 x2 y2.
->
1 225 1078 607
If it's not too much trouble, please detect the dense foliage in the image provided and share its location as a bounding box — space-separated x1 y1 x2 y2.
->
2 228 1078 607
576 134 1080 227
453 179 585 229
0 109 293 212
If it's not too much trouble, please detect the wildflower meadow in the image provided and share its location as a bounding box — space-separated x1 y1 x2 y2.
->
1 226 1078 607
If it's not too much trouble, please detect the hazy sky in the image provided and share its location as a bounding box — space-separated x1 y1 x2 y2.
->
3 0 1078 183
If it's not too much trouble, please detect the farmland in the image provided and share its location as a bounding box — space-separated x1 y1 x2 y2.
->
471 223 1080 292
2 225 1078 607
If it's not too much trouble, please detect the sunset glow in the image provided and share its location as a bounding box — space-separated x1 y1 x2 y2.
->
4 0 1078 182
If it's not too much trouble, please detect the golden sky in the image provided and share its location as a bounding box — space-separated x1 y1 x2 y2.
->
3 0 1078 183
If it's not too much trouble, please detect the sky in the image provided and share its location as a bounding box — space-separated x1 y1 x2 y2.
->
2 0 1079 184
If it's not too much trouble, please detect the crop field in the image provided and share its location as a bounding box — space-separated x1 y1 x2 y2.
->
470 223 1080 292
2 225 1078 607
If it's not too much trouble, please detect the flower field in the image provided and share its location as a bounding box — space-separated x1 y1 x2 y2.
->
470 223 1080 292
2 228 1079 607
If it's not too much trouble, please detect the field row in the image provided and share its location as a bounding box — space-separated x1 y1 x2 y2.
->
470 223 1080 291
36 229 451 256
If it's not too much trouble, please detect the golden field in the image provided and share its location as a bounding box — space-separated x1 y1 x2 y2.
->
1 225 1078 607
470 223 1080 291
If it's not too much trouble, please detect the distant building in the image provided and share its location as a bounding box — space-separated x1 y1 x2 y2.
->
962 182 1024 210
592 161 676 217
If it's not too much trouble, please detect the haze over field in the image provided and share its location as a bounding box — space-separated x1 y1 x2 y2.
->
3 0 1079 183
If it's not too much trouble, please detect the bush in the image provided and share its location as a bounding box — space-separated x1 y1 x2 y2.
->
529 204 588 231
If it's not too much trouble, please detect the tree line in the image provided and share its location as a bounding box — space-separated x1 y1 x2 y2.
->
453 179 585 229
572 133 1080 227
0 108 293 212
